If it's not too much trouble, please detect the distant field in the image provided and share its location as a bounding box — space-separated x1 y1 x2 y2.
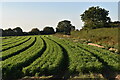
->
52 27 119 53
1 35 120 80
71 27 119 49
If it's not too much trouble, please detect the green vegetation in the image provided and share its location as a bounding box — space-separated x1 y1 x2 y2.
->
1 37 20 45
29 28 41 35
56 20 75 35
1 6 120 37
71 27 118 50
43 27 55 34
1 36 34 60
1 5 120 80
1 37 29 51
23 37 63 76
48 36 103 73
81 6 111 29
2 36 45 79
1 35 120 80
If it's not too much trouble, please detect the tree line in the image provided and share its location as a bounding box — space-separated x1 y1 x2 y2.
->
0 20 75 36
0 6 120 36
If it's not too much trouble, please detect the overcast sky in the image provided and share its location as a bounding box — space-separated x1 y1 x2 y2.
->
0 2 118 32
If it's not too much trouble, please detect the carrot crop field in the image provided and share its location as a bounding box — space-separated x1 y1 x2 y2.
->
1 35 120 80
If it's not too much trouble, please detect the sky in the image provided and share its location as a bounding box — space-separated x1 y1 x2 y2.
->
0 2 119 32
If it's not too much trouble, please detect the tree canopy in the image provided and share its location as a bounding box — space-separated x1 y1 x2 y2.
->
29 28 40 35
81 6 111 29
13 27 23 36
56 20 75 35
43 27 55 34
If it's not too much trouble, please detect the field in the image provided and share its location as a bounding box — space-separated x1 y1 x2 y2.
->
71 28 119 50
54 27 120 53
1 35 120 80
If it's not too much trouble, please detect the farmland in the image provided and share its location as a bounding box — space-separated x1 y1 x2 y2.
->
1 35 120 80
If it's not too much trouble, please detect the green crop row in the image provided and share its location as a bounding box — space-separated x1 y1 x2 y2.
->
1 36 22 46
48 36 103 73
51 35 120 72
2 35 120 80
77 43 120 71
1 37 34 60
23 36 64 76
2 36 45 79
1 36 19 44
1 36 30 51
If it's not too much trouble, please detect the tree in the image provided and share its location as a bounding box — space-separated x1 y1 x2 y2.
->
56 20 74 35
6 28 16 36
81 6 111 29
109 21 120 28
29 28 40 35
0 28 3 36
71 26 75 31
13 27 23 36
43 27 55 34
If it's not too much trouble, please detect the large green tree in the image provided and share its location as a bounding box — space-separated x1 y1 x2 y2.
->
56 20 75 35
81 6 111 29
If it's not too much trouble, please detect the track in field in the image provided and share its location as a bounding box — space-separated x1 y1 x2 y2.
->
1 36 120 80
